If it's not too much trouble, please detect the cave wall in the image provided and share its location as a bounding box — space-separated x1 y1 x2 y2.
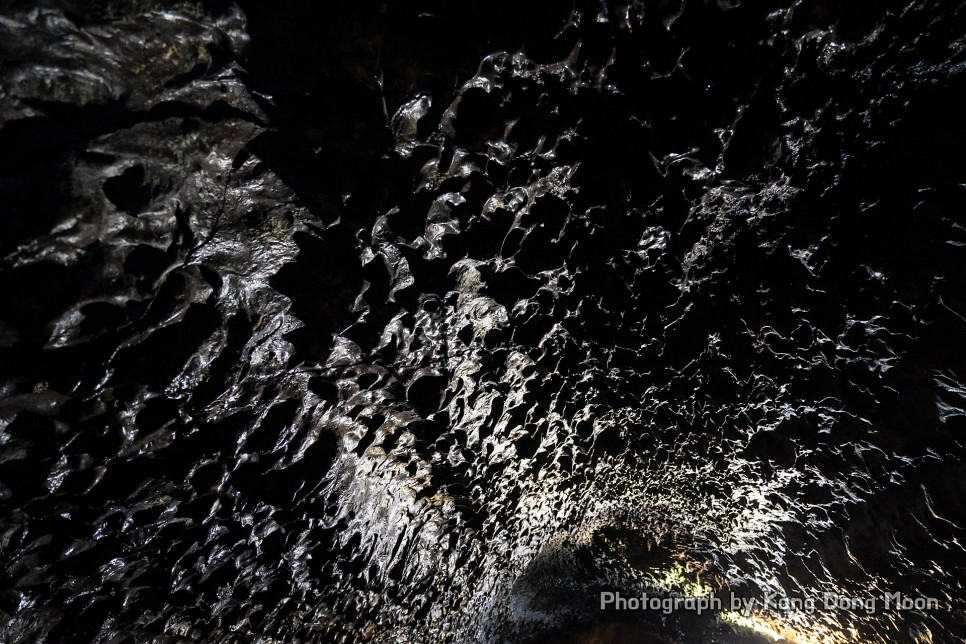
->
1 0 965 642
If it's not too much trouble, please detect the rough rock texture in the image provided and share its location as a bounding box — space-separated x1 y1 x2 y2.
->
1 0 965 642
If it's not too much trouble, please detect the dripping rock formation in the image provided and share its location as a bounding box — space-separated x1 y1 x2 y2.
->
1 0 965 641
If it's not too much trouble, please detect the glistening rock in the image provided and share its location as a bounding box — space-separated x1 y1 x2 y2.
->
1 0 965 642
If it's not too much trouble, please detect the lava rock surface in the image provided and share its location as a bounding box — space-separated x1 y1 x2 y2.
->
1 0 966 642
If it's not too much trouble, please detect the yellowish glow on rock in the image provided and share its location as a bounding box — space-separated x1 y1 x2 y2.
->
641 563 854 644
720 609 850 644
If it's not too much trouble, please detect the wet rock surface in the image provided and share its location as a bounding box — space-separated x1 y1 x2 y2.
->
1 0 966 641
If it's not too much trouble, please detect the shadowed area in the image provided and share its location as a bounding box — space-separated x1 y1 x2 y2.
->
1 0 965 642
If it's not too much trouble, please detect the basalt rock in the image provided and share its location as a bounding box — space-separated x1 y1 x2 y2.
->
1 0 965 642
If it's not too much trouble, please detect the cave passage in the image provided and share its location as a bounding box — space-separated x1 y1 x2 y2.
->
1 0 966 642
